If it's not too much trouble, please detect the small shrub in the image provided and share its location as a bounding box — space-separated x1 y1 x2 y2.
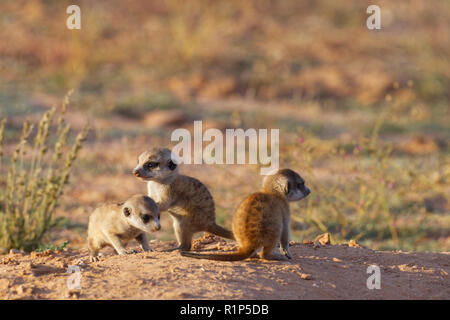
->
36 240 70 253
0 92 88 252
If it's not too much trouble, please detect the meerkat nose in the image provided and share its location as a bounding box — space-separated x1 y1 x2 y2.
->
133 170 140 177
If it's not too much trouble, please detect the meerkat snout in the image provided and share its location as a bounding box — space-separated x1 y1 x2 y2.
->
287 179 311 201
134 148 179 183
144 212 161 231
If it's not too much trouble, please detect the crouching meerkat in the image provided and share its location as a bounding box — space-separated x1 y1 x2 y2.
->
181 169 310 261
133 147 234 251
87 194 161 262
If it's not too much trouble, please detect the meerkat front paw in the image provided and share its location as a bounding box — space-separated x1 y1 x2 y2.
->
125 249 139 255
281 248 292 259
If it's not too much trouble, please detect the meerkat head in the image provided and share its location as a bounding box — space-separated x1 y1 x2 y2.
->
262 168 311 201
133 147 180 183
121 194 161 232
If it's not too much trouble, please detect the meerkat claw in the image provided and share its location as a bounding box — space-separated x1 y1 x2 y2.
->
281 249 292 259
89 256 100 262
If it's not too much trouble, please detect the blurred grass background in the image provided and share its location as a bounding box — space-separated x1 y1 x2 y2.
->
0 0 449 252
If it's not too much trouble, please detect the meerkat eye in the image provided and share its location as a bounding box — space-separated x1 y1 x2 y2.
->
145 162 158 170
142 214 151 224
298 182 304 189
167 160 177 171
123 207 131 217
286 182 291 194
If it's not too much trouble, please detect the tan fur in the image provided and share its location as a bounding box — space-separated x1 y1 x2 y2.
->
87 194 160 262
133 147 234 251
181 169 310 261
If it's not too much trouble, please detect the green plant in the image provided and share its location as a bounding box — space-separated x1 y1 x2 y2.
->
0 92 88 252
36 240 70 253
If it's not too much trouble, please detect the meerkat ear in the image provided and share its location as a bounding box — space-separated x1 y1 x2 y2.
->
276 175 290 195
123 207 131 217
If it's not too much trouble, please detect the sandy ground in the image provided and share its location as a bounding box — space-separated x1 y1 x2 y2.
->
0 236 448 300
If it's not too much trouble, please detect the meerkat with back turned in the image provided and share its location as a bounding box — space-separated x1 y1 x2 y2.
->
181 169 310 261
87 194 161 262
133 147 234 251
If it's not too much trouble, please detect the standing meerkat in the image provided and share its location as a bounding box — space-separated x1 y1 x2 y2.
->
133 147 234 251
87 194 161 262
181 169 310 261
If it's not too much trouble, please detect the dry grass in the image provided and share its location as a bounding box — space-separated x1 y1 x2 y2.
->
0 93 88 252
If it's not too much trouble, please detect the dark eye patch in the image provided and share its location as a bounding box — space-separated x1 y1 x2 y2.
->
142 214 151 223
145 162 158 170
168 160 177 171
123 207 131 217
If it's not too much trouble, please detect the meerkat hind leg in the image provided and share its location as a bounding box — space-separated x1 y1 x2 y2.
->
260 241 288 261
280 230 292 259
173 218 193 251
179 228 193 251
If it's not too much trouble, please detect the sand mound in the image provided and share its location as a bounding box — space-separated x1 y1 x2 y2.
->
0 239 448 300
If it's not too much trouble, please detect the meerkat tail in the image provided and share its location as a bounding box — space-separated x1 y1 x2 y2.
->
206 224 235 240
180 248 254 261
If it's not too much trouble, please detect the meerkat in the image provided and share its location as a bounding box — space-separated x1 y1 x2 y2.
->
180 169 310 261
133 147 234 251
87 194 161 262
